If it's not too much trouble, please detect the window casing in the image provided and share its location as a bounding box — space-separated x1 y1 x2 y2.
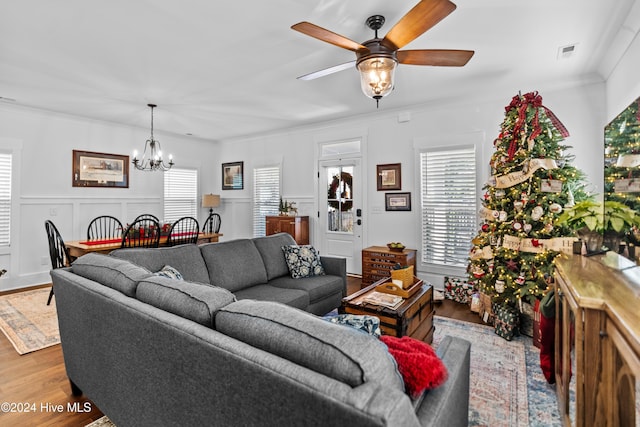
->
420 146 477 267
163 168 198 223
0 153 11 246
253 166 281 237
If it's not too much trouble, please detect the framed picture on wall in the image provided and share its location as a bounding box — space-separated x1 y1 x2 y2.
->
72 150 129 188
222 161 244 190
377 163 401 191
385 192 411 211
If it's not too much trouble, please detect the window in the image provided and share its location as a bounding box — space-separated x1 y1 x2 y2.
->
253 166 280 237
163 168 198 223
0 153 11 246
420 146 477 267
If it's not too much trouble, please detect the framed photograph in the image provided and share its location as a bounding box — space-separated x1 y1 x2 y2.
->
377 163 401 191
385 192 411 211
72 150 129 188
222 161 244 190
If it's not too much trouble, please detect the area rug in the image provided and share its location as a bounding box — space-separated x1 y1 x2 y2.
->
0 288 60 354
432 315 561 427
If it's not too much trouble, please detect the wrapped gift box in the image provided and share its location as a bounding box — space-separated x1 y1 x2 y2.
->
444 276 475 304
494 304 520 341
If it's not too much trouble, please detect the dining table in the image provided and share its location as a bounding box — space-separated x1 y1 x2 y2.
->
65 232 222 260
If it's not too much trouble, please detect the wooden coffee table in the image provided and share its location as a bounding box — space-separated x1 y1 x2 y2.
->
339 278 435 343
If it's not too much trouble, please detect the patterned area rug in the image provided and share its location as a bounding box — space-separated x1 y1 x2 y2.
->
0 288 60 354
433 315 561 427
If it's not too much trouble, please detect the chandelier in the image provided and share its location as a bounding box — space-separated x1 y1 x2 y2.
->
132 104 174 172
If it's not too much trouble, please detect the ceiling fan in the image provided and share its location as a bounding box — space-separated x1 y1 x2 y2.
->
291 0 474 106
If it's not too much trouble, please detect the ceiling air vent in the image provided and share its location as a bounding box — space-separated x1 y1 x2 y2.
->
557 43 578 60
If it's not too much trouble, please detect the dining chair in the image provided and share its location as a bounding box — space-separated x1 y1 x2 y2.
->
45 220 71 305
202 213 221 234
134 214 159 223
167 216 200 246
87 215 123 240
121 218 161 248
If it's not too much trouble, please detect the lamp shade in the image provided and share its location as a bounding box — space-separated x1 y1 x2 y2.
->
357 56 397 100
202 194 221 208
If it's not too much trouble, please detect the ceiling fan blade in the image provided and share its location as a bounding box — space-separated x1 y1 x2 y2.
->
397 49 474 66
297 61 356 81
382 0 457 50
291 22 367 52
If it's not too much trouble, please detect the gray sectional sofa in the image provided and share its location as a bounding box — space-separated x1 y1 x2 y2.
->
50 232 471 427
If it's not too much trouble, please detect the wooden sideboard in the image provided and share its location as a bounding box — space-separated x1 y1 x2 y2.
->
361 246 417 288
554 253 640 426
265 215 309 245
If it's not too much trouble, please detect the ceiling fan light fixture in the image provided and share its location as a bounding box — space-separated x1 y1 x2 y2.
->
356 56 397 102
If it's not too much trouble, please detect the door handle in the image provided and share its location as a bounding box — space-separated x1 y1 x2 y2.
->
357 219 362 225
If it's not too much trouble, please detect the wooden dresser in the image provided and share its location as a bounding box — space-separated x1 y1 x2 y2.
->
361 246 417 287
265 215 309 245
554 253 640 426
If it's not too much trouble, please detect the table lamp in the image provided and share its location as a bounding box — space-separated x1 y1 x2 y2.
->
202 194 221 233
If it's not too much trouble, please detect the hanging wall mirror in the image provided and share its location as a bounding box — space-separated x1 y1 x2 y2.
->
604 96 640 260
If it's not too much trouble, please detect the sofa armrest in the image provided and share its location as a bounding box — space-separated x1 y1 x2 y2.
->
415 335 470 427
320 256 347 297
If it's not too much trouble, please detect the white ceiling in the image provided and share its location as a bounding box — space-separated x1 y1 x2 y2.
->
1 0 638 142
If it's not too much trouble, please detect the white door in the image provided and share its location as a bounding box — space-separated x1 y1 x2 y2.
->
318 159 363 274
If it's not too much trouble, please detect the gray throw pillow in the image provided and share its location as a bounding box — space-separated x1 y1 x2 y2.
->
136 276 236 327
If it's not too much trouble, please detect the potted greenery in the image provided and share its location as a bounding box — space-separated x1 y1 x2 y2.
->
557 199 640 252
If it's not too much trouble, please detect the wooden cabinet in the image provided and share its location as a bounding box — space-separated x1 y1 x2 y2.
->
361 246 417 287
554 254 640 426
265 216 309 245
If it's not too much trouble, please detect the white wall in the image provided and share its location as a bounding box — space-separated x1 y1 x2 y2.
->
606 19 640 120
0 104 219 291
216 82 607 288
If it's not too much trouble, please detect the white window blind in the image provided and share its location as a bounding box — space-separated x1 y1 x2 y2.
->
253 166 280 237
0 153 11 246
420 147 476 267
163 168 197 223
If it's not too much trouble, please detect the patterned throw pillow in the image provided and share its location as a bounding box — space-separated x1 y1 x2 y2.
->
154 265 184 280
281 245 325 279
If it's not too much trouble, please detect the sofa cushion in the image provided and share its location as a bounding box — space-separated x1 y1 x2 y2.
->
199 240 268 292
268 274 343 304
253 233 296 280
282 245 325 278
109 244 210 284
71 253 152 297
215 300 404 390
136 276 236 327
233 284 309 310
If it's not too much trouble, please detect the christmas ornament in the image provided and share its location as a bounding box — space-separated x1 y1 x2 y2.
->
498 211 508 222
512 221 522 231
523 223 532 233
495 189 505 199
513 201 524 211
544 223 554 233
495 280 505 293
549 203 563 214
481 223 490 232
515 275 526 285
506 260 519 271
531 239 541 247
531 206 544 221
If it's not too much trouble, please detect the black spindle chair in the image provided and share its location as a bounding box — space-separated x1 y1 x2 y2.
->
121 218 161 248
44 220 71 305
167 217 200 246
87 215 123 240
202 213 221 233
134 214 159 223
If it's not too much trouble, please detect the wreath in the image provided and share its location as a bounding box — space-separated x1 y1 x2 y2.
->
328 172 353 211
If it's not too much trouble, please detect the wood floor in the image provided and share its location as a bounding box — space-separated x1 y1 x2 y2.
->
0 277 482 426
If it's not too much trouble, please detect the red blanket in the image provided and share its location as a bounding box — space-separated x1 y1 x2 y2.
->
380 335 448 398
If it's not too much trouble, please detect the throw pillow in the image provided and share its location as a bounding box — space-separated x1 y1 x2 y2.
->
154 265 183 280
281 245 325 278
380 335 448 399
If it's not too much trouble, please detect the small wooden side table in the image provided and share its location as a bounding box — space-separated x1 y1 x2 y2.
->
339 278 434 343
361 246 417 287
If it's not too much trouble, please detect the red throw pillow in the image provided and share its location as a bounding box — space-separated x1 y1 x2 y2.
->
380 335 448 398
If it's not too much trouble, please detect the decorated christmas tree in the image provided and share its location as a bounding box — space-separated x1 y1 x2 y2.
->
468 91 589 308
